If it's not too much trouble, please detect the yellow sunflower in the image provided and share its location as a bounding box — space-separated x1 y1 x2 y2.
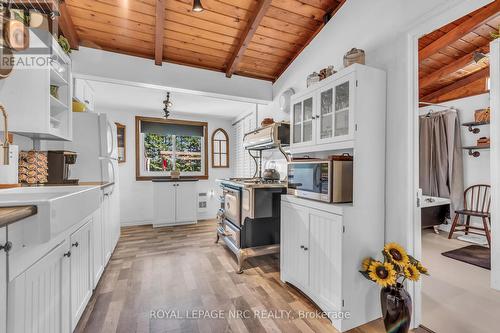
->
404 264 421 282
416 262 429 275
383 243 410 267
361 257 373 272
368 261 397 287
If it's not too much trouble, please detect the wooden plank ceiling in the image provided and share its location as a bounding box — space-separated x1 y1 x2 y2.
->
62 0 346 81
419 0 500 104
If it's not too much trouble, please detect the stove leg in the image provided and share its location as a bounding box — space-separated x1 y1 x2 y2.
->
236 251 245 274
215 233 220 244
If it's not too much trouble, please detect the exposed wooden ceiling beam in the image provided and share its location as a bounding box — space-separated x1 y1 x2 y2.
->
58 1 79 49
154 0 165 66
419 0 500 61
421 67 489 102
274 0 347 81
420 44 490 89
225 0 272 78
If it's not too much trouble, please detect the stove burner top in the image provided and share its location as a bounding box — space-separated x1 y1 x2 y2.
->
229 177 285 184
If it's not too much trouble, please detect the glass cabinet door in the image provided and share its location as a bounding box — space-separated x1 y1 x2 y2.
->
302 97 314 144
318 88 333 142
292 101 302 144
334 81 350 137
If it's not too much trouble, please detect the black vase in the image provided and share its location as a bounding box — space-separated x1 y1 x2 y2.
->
380 283 412 333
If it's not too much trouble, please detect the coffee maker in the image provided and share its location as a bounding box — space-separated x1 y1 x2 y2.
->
47 151 79 184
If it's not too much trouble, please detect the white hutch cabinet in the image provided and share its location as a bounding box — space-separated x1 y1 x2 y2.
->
290 64 381 153
282 64 386 332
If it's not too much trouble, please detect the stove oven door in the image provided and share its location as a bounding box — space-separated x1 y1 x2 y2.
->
223 187 241 227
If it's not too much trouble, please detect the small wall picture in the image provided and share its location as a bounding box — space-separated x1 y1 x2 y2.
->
116 122 126 163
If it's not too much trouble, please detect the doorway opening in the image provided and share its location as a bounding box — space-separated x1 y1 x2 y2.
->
416 3 500 332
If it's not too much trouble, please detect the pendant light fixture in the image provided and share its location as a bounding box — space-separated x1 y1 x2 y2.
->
192 0 204 12
163 92 173 119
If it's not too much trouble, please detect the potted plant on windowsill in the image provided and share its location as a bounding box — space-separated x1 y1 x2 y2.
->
360 243 429 333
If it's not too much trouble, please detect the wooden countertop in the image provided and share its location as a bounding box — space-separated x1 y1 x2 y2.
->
0 206 37 228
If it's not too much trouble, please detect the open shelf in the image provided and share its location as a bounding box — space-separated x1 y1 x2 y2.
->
50 95 69 114
463 145 490 157
462 121 490 134
50 66 68 86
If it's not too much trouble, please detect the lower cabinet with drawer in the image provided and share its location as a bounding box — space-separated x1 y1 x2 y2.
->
280 195 382 332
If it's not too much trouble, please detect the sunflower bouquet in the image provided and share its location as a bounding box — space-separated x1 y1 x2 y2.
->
360 243 428 287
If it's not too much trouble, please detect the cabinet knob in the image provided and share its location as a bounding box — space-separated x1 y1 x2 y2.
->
63 251 71 258
0 241 12 253
72 241 79 248
300 245 304 249
84 100 90 104
303 247 308 251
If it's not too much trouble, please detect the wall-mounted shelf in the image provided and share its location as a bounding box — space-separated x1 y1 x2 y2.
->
463 145 489 157
462 121 490 134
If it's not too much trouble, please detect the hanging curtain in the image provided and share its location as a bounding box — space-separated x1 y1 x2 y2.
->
419 110 464 215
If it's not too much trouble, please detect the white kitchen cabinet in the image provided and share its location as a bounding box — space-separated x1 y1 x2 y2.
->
290 64 385 154
73 79 95 112
102 188 120 265
153 181 198 226
175 182 198 223
281 201 342 313
8 239 71 333
0 228 6 333
281 202 309 289
281 195 383 332
70 220 93 331
0 30 72 141
92 206 104 288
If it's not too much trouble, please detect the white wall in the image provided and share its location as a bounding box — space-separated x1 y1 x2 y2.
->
261 0 492 250
419 93 491 189
103 107 233 226
72 47 272 104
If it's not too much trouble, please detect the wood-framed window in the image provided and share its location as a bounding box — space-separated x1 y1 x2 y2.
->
211 128 229 168
135 116 208 180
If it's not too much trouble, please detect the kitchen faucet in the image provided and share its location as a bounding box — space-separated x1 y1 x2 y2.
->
0 103 9 165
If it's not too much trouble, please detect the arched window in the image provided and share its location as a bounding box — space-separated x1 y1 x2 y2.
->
211 128 229 168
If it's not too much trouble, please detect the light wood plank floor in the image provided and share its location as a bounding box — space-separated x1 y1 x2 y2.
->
76 220 424 333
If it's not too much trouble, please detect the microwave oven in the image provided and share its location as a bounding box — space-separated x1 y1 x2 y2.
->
287 157 353 203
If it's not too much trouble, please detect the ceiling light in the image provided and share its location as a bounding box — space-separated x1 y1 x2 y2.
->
473 51 488 65
163 92 173 119
192 0 204 12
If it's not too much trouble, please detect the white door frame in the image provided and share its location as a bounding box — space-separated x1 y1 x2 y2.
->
405 0 495 328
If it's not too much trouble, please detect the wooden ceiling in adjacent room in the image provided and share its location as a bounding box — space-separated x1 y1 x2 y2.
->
59 0 346 81
419 0 500 104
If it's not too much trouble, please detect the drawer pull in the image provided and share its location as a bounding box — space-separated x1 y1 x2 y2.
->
63 251 71 258
72 242 79 248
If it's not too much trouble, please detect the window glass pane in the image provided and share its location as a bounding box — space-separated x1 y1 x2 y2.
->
220 141 227 153
143 133 173 171
220 154 227 166
335 110 349 136
293 102 302 124
214 154 220 167
303 98 313 120
214 141 220 153
175 135 202 172
293 124 301 143
335 81 349 110
303 120 312 142
215 131 225 140
320 89 333 115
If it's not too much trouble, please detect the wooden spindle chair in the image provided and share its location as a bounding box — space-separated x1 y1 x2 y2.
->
448 184 491 247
